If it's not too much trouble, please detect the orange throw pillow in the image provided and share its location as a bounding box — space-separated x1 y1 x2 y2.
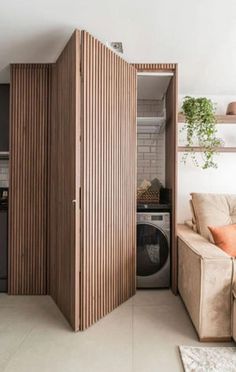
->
208 224 236 257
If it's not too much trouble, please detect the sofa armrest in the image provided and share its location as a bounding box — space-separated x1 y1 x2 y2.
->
178 224 233 340
178 224 230 259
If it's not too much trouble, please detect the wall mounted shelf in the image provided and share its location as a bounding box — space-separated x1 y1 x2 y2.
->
178 146 236 153
178 113 236 124
178 113 236 152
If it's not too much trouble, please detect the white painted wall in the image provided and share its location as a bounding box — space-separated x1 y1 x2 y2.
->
178 95 236 223
1 0 236 96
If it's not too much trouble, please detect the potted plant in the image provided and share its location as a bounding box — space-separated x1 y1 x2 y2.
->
181 96 224 169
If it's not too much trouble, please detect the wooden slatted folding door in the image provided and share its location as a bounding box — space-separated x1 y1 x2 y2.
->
9 30 179 331
79 31 137 330
49 30 137 330
9 30 177 331
49 31 80 329
9 64 51 294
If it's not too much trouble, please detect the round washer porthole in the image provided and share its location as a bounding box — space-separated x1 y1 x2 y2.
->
137 223 169 277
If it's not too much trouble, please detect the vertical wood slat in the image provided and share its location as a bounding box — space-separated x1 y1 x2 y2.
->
9 64 51 295
80 31 137 330
49 31 80 330
132 63 177 72
166 69 178 295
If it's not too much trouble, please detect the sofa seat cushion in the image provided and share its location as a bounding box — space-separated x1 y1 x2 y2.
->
208 224 236 257
191 193 236 242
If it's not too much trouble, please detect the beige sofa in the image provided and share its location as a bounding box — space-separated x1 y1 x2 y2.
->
178 193 236 341
232 282 236 342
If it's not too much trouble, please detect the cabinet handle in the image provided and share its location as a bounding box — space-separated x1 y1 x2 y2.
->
72 200 76 203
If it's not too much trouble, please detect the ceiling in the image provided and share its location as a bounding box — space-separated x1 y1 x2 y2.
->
138 75 171 100
1 0 236 95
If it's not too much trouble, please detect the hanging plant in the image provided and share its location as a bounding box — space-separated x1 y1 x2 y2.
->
181 96 224 169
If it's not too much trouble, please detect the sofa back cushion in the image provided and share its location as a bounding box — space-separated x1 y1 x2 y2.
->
189 200 198 232
208 224 236 256
191 193 236 242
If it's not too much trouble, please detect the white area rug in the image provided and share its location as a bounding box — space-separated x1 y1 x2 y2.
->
179 346 236 372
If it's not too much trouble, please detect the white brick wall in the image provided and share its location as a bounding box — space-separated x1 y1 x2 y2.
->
137 99 165 187
137 99 164 117
0 160 9 187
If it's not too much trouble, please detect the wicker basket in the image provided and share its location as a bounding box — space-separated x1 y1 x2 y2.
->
137 188 160 204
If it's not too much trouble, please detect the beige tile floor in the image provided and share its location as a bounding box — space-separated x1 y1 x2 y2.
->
0 290 233 372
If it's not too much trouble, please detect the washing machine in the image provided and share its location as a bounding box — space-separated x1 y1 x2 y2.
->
136 211 170 288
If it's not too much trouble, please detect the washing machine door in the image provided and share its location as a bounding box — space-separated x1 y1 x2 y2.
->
137 223 169 277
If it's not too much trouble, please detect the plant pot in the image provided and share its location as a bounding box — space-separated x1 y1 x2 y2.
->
226 102 236 115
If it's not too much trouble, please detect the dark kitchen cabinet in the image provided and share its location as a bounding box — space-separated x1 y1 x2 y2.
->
0 84 10 152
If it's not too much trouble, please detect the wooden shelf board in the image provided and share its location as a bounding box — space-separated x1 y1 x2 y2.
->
178 113 236 124
178 146 236 153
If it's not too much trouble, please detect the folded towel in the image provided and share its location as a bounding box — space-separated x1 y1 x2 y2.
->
139 179 151 191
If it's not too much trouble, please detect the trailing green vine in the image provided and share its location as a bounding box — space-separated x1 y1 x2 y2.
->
181 96 224 169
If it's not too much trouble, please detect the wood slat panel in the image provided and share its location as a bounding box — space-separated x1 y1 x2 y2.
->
133 63 177 72
9 64 51 294
49 31 80 330
80 31 137 330
166 71 178 294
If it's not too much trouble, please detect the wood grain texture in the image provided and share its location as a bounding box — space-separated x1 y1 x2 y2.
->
178 146 236 153
133 63 177 72
9 64 51 294
49 31 80 330
80 31 137 330
166 70 178 294
178 113 236 124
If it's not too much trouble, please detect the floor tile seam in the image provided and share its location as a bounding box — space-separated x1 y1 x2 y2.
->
3 326 36 372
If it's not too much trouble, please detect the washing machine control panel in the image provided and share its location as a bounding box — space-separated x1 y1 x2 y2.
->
137 212 170 225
